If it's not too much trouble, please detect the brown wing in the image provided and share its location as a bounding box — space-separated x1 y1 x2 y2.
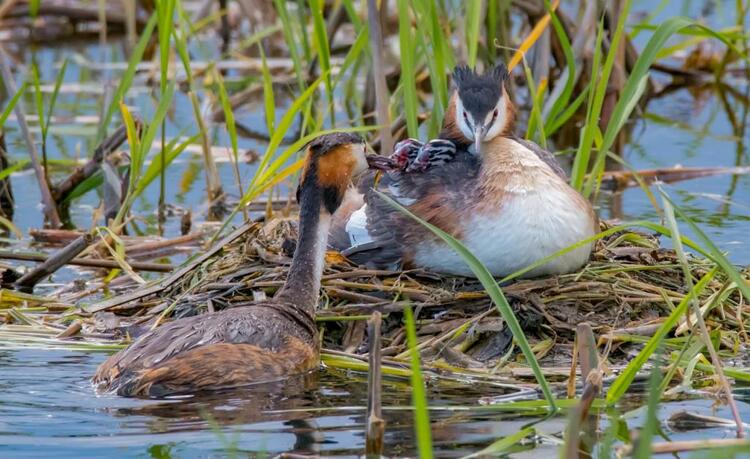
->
109 339 319 397
348 151 480 267
93 302 316 395
511 136 567 179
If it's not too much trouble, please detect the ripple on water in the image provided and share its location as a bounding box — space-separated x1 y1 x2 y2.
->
1 348 535 457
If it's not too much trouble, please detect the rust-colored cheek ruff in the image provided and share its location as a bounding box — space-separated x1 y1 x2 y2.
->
316 144 356 194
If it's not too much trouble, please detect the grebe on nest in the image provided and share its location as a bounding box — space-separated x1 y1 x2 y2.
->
94 132 389 397
332 63 597 278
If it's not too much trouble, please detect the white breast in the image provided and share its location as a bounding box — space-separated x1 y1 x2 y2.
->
412 142 596 278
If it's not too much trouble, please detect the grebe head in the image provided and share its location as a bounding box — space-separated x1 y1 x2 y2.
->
452 63 511 155
298 132 377 214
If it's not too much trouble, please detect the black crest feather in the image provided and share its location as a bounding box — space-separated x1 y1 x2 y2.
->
452 62 509 121
307 132 363 157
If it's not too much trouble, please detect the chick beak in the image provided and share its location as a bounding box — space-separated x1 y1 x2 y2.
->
366 154 396 171
473 125 485 155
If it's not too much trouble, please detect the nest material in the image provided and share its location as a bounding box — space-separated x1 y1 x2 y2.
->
96 217 747 373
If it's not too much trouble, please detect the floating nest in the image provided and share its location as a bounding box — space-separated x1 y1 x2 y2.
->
70 216 748 382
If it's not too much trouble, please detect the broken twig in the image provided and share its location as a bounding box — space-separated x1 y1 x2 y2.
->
15 233 94 290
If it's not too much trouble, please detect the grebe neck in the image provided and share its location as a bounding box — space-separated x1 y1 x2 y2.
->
275 182 331 312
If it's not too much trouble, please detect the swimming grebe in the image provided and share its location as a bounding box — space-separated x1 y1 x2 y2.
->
94 132 384 397
333 63 598 278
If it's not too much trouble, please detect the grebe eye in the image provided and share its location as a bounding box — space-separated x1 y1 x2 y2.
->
463 111 468 120
493 109 498 118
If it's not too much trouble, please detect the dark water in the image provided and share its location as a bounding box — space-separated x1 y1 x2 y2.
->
0 349 548 458
1 1 750 457
2 349 749 458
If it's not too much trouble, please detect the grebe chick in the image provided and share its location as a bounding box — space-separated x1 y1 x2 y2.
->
94 132 384 397
334 63 598 278
393 63 564 177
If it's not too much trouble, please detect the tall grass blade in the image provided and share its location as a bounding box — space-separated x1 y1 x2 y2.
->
156 0 175 94
574 0 632 194
214 70 246 217
134 133 199 197
375 191 557 411
0 82 27 128
31 64 45 141
412 0 454 136
583 16 745 197
333 24 369 89
404 305 433 458
246 72 329 195
664 195 750 300
396 0 419 138
259 46 276 136
308 0 334 125
633 361 664 459
569 19 605 190
114 83 176 227
98 13 158 143
155 0 175 220
273 0 306 91
541 0 575 127
44 58 68 145
0 160 29 181
465 0 482 68
661 189 746 435
462 426 535 458
605 268 717 405
29 0 40 17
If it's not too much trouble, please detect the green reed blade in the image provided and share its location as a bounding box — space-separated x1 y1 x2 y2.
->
98 13 157 143
584 16 746 198
0 159 29 181
44 58 68 145
29 0 40 17
404 305 434 459
214 70 245 208
246 72 329 194
134 133 199 197
332 26 369 89
156 0 175 94
606 268 716 405
576 0 633 196
542 0 576 129
259 45 276 136
31 63 44 139
308 0 334 125
396 0 419 138
274 0 306 91
634 356 665 459
375 190 558 412
569 18 605 191
465 0 482 68
662 191 750 303
461 426 535 459
0 81 27 128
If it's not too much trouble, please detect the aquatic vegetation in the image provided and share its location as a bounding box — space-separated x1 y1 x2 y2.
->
0 0 749 456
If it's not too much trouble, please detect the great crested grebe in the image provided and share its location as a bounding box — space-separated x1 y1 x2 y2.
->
94 133 387 397
332 63 598 278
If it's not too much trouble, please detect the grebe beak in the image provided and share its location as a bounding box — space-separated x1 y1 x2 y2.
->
473 125 485 155
366 154 396 171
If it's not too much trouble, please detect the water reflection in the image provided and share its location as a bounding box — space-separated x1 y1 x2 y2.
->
2 348 539 457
